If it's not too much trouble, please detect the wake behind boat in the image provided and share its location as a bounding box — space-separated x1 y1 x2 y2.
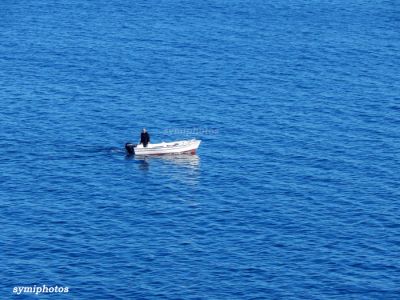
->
125 139 201 156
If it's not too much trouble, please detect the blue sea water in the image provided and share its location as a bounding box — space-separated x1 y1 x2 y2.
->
1 0 399 299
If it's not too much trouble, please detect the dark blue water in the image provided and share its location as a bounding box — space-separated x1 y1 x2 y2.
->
1 1 399 299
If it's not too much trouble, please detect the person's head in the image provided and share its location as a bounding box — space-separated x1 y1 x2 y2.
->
142 128 146 133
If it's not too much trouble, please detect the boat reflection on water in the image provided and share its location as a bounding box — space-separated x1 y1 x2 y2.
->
137 159 150 171
134 154 200 185
134 154 200 169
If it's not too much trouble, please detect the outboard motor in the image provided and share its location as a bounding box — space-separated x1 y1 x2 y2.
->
125 143 136 155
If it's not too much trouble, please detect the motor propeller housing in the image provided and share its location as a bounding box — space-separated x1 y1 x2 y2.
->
125 143 136 155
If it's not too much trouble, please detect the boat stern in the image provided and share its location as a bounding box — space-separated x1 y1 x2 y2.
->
125 143 136 155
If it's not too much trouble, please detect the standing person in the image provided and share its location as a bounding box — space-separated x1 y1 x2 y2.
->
140 128 150 147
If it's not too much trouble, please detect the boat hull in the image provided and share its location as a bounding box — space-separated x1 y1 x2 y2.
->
125 139 201 156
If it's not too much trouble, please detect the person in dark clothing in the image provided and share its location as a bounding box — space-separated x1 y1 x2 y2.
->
140 128 150 147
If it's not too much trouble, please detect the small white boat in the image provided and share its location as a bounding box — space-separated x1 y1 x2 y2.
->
125 139 201 156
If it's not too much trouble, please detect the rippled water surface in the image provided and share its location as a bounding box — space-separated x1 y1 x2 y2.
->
1 1 399 299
